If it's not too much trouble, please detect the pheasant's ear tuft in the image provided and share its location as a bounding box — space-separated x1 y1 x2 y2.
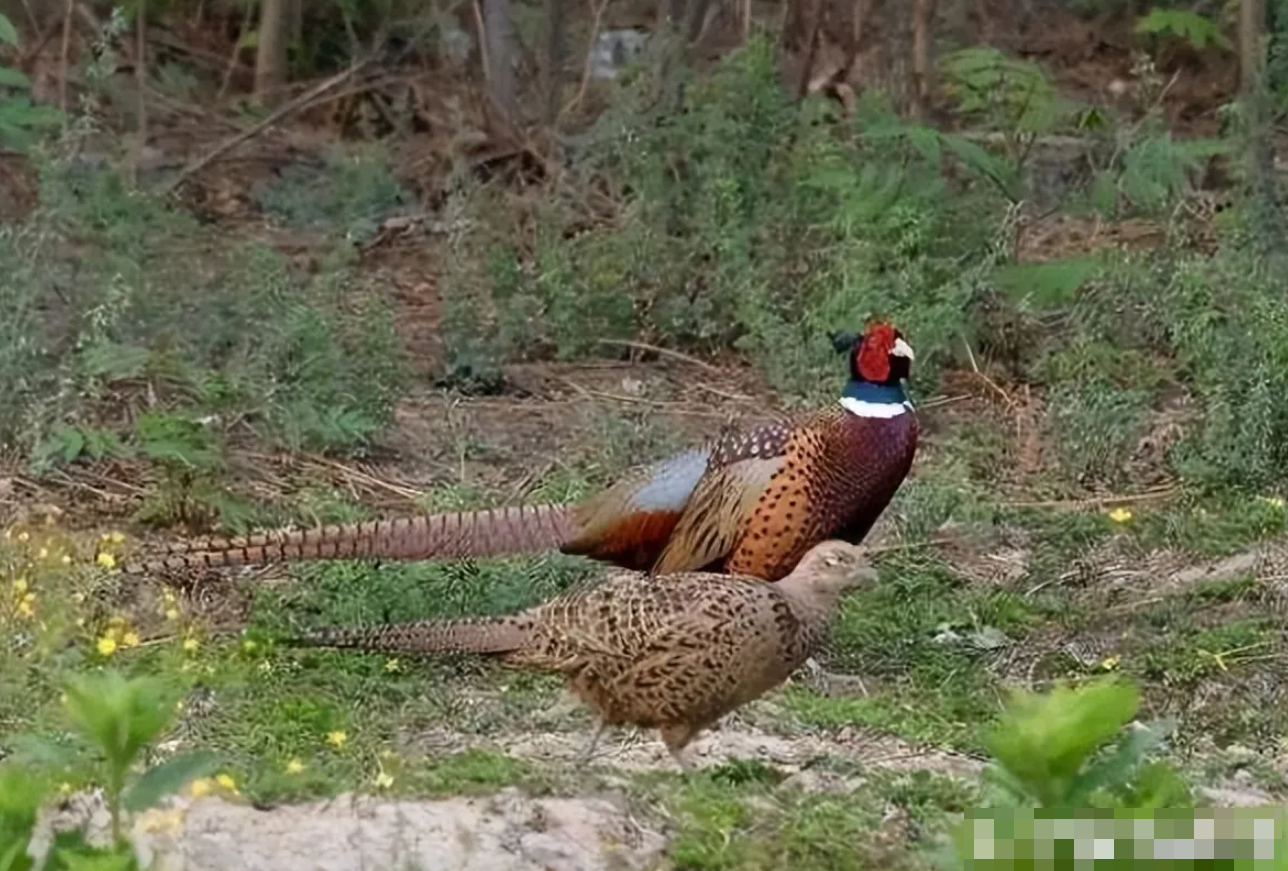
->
830 331 860 354
856 322 898 382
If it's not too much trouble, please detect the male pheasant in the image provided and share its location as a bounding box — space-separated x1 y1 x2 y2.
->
290 539 876 767
122 322 918 582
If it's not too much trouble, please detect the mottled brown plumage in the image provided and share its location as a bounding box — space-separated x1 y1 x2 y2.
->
292 540 876 766
117 323 916 583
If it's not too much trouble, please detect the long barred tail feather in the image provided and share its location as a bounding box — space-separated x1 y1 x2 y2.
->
288 614 534 655
118 504 577 575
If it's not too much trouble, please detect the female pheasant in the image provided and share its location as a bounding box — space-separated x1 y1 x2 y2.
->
291 540 877 767
123 322 918 582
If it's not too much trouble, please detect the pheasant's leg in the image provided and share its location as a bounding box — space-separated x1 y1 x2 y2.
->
660 723 700 772
578 721 608 765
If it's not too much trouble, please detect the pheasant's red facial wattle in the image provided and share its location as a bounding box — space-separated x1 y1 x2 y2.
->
855 323 898 383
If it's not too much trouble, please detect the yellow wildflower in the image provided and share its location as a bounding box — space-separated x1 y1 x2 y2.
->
95 552 116 569
61 555 71 565
1107 507 1133 524
37 548 47 560
1099 655 1121 671
122 631 140 648
182 636 199 652
1259 495 1286 510
11 578 27 595
17 531 28 543
215 774 238 793
141 808 185 834
96 636 118 656
58 782 72 794
242 639 258 652
326 730 347 748
165 608 180 621
107 615 126 628
17 594 36 618
286 758 305 774
188 778 214 798
374 771 394 789
384 658 402 673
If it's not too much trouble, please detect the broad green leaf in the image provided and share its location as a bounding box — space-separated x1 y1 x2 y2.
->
0 15 18 48
63 672 176 774
52 848 139 871
0 842 33 871
1135 9 1233 51
0 67 30 89
942 134 1017 195
61 427 85 464
123 752 221 812
1067 718 1169 802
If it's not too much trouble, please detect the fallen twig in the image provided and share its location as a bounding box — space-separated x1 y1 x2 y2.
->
158 59 372 196
594 338 723 372
558 0 609 122
1002 485 1177 511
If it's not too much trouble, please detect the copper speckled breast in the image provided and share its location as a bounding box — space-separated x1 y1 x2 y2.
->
724 408 918 581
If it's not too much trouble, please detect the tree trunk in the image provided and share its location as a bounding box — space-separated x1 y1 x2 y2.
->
685 0 714 44
1240 0 1266 96
910 0 937 119
254 0 289 105
542 0 565 123
485 0 517 119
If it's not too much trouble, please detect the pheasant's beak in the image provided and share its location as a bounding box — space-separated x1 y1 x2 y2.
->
891 337 915 361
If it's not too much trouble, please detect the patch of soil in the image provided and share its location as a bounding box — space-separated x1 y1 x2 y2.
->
36 715 982 871
47 788 666 871
425 715 984 779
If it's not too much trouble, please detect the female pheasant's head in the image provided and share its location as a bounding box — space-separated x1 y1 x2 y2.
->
831 321 915 416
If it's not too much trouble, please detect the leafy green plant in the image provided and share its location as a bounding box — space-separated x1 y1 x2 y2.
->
441 35 1007 398
62 670 220 846
2 155 405 507
254 146 414 242
940 47 1075 139
0 15 62 151
1 672 219 870
0 765 42 871
30 424 129 470
931 678 1192 868
1135 8 1233 52
982 678 1190 807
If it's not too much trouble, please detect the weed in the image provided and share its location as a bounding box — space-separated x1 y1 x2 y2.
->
254 146 415 243
2 669 220 868
1 155 407 533
0 16 62 152
441 35 1007 396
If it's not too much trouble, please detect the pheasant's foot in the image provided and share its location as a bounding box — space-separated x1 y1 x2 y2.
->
799 657 867 697
660 723 700 771
578 722 608 765
667 746 696 771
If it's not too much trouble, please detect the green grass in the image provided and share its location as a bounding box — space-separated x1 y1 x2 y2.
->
636 760 973 871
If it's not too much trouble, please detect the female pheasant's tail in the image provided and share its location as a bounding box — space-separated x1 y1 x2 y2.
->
117 504 579 575
290 614 535 655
